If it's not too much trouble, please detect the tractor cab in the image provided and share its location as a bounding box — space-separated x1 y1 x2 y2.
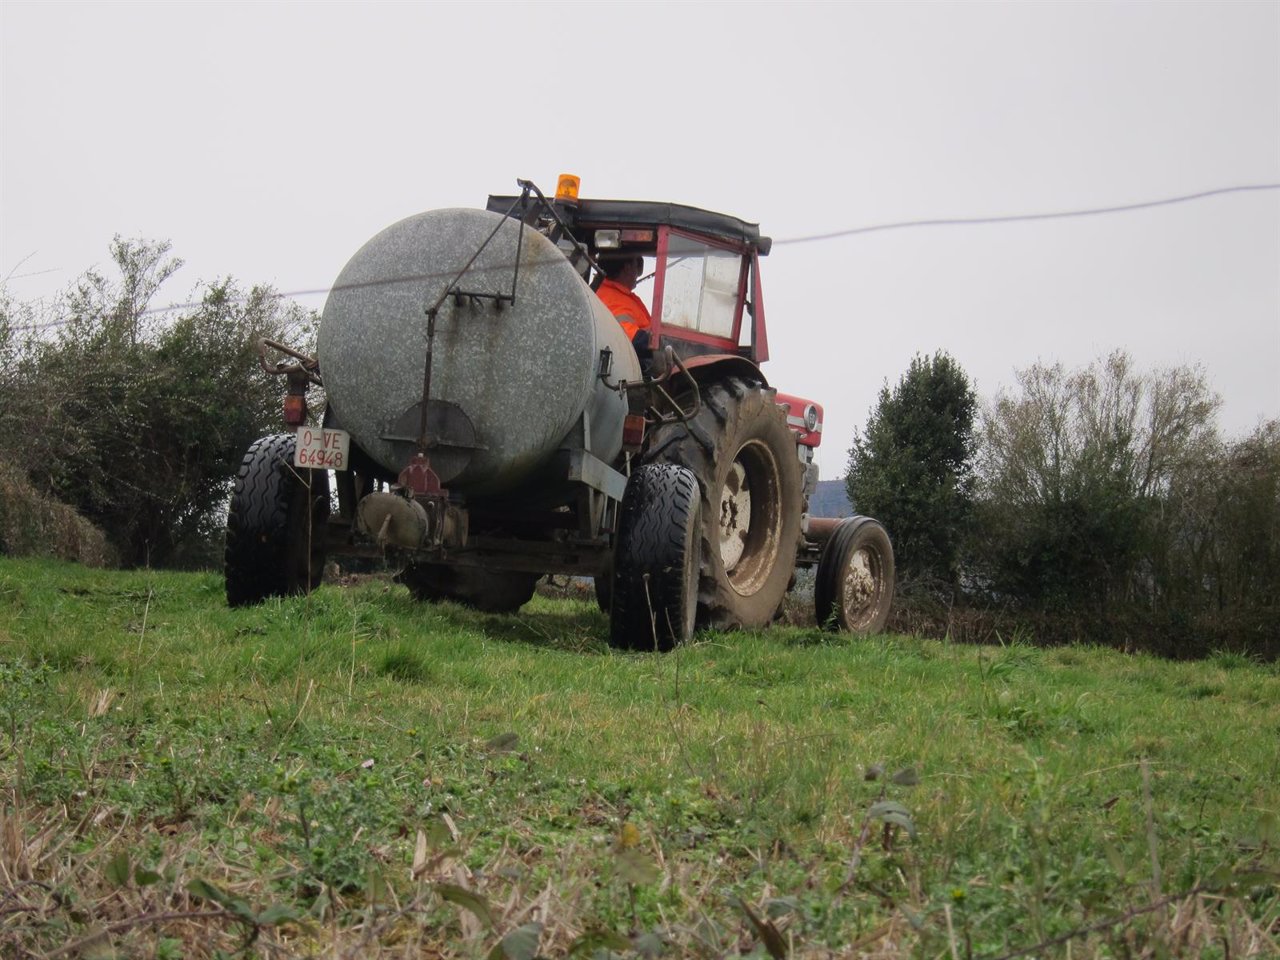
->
488 177 823 476
486 179 772 365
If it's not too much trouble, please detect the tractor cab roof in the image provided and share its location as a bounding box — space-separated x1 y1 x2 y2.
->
485 194 771 255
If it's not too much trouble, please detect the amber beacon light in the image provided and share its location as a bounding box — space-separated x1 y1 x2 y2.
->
555 173 581 202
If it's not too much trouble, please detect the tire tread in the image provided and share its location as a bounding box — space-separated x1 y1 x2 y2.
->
609 463 700 651
225 434 327 606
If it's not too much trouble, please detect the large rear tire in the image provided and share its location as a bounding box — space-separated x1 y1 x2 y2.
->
225 434 329 607
608 463 701 652
645 377 803 630
398 564 539 614
814 516 895 633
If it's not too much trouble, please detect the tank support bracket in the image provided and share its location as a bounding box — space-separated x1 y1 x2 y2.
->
563 448 627 539
567 449 627 502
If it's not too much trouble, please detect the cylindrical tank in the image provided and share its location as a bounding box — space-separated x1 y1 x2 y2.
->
318 209 641 498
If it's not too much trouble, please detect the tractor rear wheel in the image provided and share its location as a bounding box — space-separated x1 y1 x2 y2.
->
608 463 701 651
225 434 329 606
814 516 895 633
645 376 802 630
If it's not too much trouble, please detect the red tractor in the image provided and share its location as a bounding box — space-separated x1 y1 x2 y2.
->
228 177 894 649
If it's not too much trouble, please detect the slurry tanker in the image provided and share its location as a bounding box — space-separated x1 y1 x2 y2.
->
225 177 894 649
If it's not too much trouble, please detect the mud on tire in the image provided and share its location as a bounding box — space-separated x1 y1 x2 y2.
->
609 463 701 652
645 376 803 630
225 434 329 607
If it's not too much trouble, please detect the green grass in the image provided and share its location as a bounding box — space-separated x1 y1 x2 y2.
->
1 556 1276 958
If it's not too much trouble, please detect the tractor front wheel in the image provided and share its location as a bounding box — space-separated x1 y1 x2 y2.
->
225 434 329 607
814 516 895 633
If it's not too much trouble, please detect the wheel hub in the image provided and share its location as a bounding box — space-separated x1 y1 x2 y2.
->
715 440 784 596
719 461 751 571
842 547 880 626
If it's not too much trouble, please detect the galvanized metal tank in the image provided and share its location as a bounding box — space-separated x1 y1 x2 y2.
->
318 209 640 497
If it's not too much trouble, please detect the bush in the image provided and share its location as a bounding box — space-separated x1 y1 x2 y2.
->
972 351 1220 612
0 459 114 566
0 238 316 568
1162 420 1280 611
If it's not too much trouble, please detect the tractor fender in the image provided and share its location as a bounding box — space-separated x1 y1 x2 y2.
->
677 353 769 388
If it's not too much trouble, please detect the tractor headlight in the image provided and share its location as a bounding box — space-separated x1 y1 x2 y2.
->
804 404 819 432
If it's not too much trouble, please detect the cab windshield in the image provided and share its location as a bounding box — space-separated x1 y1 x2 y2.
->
658 233 746 341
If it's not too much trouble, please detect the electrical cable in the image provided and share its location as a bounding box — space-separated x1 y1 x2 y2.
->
5 181 1278 332
773 183 1280 245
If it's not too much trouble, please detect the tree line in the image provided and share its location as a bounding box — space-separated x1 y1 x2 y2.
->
0 238 313 568
847 352 1279 656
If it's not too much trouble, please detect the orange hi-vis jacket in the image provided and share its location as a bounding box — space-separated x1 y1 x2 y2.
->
595 278 652 342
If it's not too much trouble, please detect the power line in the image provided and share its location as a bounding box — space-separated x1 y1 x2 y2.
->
773 182 1280 245
7 181 1278 333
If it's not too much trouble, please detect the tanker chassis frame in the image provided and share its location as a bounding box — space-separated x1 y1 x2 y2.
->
227 181 895 650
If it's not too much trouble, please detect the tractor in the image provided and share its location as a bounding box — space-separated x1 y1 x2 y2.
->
225 176 894 649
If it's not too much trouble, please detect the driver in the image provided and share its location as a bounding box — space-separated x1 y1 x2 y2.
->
595 253 652 350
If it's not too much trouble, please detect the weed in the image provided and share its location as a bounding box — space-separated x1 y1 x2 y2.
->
377 646 432 683
1210 648 1262 671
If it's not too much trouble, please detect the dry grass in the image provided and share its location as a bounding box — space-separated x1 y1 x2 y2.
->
0 460 114 567
4 776 1276 959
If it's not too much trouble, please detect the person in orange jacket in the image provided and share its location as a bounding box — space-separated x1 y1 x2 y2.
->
595 253 652 348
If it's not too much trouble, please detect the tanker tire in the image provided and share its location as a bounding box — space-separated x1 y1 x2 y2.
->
608 463 701 652
814 516 895 633
225 434 329 607
399 564 538 614
646 377 803 631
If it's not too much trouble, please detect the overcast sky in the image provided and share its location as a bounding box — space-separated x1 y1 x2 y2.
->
3 0 1277 477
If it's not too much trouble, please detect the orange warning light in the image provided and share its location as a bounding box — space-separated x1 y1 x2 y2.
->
555 173 581 202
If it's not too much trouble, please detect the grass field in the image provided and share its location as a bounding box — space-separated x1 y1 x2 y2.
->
0 556 1277 958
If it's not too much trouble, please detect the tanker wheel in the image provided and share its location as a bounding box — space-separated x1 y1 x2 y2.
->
646 376 803 630
608 463 701 652
398 564 538 614
814 516 895 633
225 434 329 607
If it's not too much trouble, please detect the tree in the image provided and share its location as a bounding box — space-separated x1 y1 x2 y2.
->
846 351 977 592
0 238 317 567
0 293 52 466
1216 421 1280 608
1164 421 1280 611
973 351 1220 611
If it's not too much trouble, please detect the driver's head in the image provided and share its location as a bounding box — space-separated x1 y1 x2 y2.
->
602 253 644 289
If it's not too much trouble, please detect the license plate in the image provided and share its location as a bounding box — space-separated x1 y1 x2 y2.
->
294 427 350 471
